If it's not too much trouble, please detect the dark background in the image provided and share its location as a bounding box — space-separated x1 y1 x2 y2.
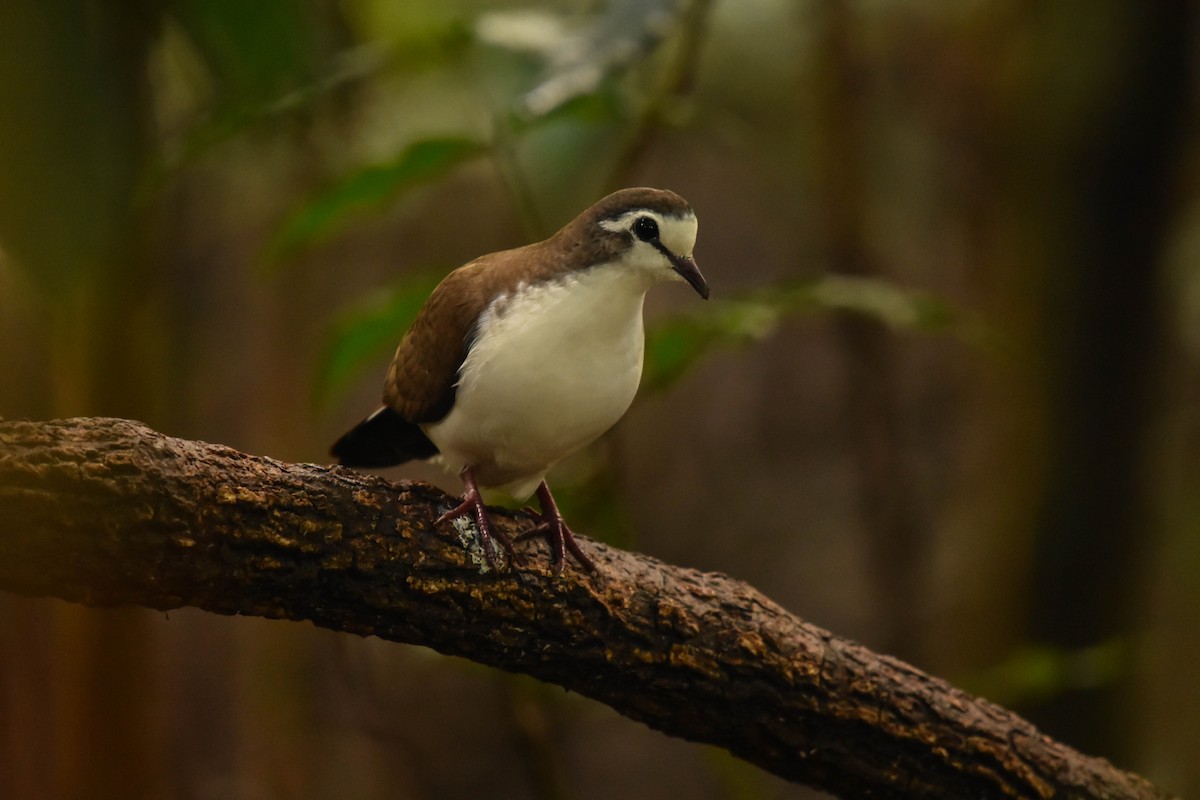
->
1 2 1198 798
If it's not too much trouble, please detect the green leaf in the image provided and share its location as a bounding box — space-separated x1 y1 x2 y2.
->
805 274 956 330
266 137 487 266
644 317 712 392
165 0 324 105
960 638 1129 707
643 275 971 393
314 269 447 407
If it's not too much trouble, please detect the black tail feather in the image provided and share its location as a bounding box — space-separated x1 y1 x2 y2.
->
330 406 439 467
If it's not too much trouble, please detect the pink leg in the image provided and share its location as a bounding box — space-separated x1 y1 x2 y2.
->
515 481 596 572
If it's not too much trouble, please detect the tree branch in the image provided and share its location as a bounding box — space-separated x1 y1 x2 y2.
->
0 417 1171 799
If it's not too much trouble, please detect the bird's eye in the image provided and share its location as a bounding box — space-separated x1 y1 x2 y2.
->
632 216 659 242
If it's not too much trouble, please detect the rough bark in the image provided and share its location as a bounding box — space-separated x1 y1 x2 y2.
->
0 417 1172 799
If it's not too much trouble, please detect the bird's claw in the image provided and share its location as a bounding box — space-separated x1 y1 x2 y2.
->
435 488 516 572
515 512 596 573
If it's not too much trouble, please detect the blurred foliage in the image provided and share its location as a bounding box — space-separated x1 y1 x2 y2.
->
961 638 1130 709
0 4 149 293
491 0 699 119
643 275 967 394
0 1 336 295
266 137 487 267
314 268 446 406
162 0 324 106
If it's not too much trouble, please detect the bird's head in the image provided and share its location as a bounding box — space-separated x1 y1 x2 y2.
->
575 188 709 299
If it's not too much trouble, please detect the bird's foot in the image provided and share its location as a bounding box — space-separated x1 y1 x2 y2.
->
436 473 516 572
514 482 596 573
515 515 595 573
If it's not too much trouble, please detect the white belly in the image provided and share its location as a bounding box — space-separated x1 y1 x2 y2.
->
423 266 650 498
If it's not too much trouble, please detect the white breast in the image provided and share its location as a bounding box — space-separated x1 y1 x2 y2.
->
423 264 653 498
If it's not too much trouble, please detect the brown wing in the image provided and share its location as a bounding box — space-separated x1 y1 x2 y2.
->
383 264 480 422
382 247 545 422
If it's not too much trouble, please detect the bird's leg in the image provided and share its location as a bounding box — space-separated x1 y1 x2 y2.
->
515 481 596 572
435 466 516 570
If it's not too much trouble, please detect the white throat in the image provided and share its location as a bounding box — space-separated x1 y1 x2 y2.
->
423 262 652 498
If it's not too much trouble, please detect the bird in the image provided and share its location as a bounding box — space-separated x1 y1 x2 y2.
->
330 187 708 571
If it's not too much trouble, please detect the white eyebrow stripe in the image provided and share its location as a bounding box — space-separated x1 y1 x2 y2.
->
598 209 695 234
599 211 654 232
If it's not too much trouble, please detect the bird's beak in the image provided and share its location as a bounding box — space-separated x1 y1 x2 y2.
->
668 252 710 300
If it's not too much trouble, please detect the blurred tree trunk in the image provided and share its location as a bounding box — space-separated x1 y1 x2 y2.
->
0 5 163 799
809 0 930 664
996 1 1192 758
